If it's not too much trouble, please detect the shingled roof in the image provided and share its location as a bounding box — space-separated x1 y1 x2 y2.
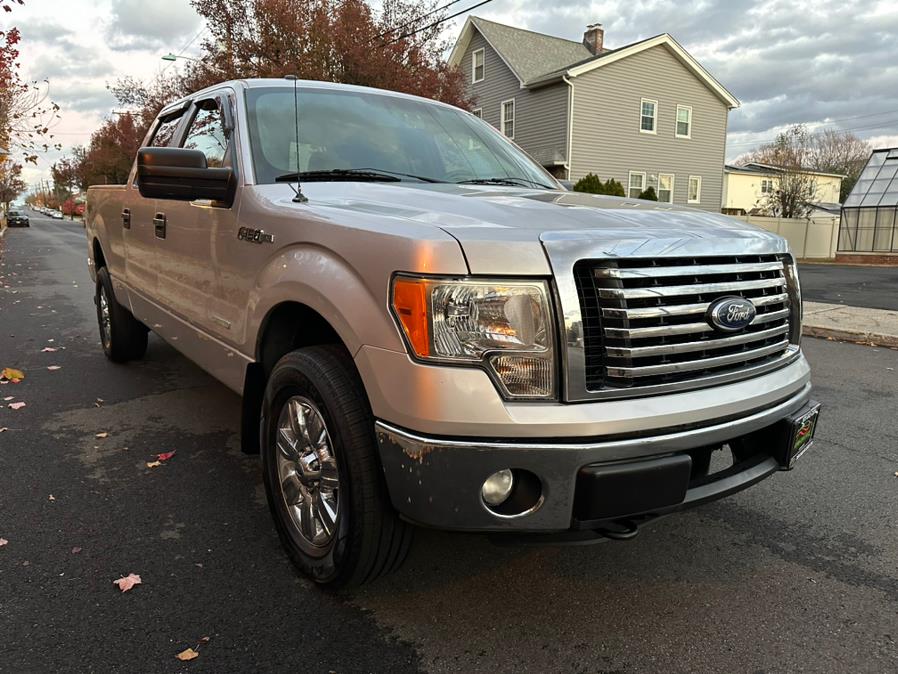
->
448 17 740 108
453 16 593 85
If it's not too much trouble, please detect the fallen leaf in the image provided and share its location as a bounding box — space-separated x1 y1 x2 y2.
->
48 494 55 501
3 396 12 401
113 573 142 592
0 538 7 547
96 432 109 439
145 461 162 469
0 367 24 383
176 648 199 662
41 347 57 353
95 398 104 407
8 402 26 410
198 636 210 645
156 451 176 462
71 546 82 554
46 365 61 371
0 427 8 433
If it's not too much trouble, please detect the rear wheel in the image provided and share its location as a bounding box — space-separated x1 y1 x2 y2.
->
261 345 411 587
95 266 148 363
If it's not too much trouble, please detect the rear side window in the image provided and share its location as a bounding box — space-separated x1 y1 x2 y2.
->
149 112 184 147
182 99 229 168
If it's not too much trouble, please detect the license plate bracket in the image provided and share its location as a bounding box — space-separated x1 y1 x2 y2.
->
783 402 821 469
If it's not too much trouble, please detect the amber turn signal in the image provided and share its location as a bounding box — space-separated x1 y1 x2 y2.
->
392 278 430 357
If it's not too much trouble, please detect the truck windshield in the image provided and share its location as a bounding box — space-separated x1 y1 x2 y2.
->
245 86 557 189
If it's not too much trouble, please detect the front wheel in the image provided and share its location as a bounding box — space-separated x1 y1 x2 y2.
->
261 346 411 587
95 267 148 363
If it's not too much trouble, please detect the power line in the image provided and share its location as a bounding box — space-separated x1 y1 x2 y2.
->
382 0 493 47
728 118 898 149
376 0 465 41
161 24 208 74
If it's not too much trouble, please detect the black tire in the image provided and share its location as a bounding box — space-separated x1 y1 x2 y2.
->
261 345 411 587
95 266 148 363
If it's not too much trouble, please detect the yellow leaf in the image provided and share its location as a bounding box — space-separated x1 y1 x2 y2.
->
96 432 109 439
1 368 25 382
146 461 162 468
176 648 199 662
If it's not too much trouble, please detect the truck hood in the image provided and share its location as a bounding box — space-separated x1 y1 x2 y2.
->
262 182 787 275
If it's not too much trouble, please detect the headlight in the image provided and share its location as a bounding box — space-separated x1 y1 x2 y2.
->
391 276 556 399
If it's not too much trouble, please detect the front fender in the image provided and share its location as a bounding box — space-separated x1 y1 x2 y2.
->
247 243 405 358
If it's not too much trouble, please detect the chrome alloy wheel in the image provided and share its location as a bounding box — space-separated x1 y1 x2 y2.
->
98 286 111 348
275 396 341 548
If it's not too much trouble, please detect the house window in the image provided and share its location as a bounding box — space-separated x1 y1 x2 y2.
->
501 99 515 138
640 99 657 133
659 173 674 203
628 171 646 198
676 105 692 138
472 48 485 83
472 108 482 119
761 178 773 194
688 175 702 203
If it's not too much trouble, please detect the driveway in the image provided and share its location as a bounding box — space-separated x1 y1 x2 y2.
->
2 215 898 673
799 262 898 311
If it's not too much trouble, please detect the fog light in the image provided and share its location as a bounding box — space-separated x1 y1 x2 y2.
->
482 469 514 507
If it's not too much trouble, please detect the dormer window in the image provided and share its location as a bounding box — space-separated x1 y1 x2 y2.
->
472 49 485 83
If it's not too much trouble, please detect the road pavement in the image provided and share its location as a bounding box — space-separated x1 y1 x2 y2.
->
799 262 898 312
2 213 898 673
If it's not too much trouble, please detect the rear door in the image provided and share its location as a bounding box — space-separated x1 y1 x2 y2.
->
123 106 189 308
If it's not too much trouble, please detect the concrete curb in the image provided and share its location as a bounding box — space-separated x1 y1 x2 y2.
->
802 301 898 348
803 325 898 348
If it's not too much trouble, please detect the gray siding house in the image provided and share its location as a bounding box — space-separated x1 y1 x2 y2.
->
449 17 739 211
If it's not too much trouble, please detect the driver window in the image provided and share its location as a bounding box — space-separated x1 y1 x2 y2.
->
182 99 229 168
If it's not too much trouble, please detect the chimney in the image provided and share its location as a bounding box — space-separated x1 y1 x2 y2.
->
583 23 604 55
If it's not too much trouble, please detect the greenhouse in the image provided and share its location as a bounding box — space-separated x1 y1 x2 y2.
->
838 147 898 253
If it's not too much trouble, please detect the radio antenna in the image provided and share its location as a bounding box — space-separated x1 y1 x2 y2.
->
285 74 308 203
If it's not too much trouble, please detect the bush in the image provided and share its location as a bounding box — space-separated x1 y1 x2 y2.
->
605 178 626 197
638 186 658 201
572 173 605 194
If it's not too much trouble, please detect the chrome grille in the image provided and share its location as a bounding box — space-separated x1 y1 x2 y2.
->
574 255 794 390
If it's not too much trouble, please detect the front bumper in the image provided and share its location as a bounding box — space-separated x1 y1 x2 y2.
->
376 383 815 532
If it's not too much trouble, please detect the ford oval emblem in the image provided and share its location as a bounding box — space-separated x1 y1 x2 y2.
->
707 296 756 332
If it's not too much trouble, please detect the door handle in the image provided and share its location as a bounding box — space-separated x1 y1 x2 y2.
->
122 208 131 229
153 212 166 239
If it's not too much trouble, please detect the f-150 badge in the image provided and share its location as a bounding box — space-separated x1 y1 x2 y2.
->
237 227 274 244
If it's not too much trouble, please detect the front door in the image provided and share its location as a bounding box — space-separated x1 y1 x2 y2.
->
153 92 240 341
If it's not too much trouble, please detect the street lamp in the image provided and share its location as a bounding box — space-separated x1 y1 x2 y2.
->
161 53 226 75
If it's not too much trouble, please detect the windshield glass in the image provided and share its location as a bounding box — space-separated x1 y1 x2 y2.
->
245 86 556 189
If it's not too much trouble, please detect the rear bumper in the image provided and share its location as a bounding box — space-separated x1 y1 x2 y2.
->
375 383 814 532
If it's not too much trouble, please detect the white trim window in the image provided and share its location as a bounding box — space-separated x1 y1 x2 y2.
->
472 48 485 83
628 171 646 199
639 98 657 134
676 105 692 138
659 173 675 203
501 98 515 139
688 175 702 203
761 178 773 194
472 108 482 119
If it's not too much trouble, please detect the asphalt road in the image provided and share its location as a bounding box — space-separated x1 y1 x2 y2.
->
799 262 898 311
2 213 897 673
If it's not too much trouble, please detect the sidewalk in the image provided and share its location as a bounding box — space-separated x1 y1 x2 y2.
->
803 301 898 348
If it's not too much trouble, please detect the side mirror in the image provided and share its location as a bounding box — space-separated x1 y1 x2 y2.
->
137 147 235 204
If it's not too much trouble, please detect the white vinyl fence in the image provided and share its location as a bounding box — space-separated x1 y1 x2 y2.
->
730 215 840 260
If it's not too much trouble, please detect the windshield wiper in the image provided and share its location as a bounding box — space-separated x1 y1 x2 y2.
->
275 168 442 184
457 177 551 189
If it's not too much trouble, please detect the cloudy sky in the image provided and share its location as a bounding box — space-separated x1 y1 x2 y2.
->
8 0 898 186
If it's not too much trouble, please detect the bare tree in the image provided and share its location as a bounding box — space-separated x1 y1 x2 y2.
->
742 125 818 218
807 129 871 202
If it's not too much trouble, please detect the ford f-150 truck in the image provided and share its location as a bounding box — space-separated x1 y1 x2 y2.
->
85 78 820 587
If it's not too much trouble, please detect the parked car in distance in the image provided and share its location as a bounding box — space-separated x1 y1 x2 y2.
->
5 209 29 227
85 78 820 587
49 210 64 219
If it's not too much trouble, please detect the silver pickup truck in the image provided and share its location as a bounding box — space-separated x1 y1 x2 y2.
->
85 78 820 587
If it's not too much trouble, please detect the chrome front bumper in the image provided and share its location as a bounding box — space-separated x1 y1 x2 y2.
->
375 382 813 532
